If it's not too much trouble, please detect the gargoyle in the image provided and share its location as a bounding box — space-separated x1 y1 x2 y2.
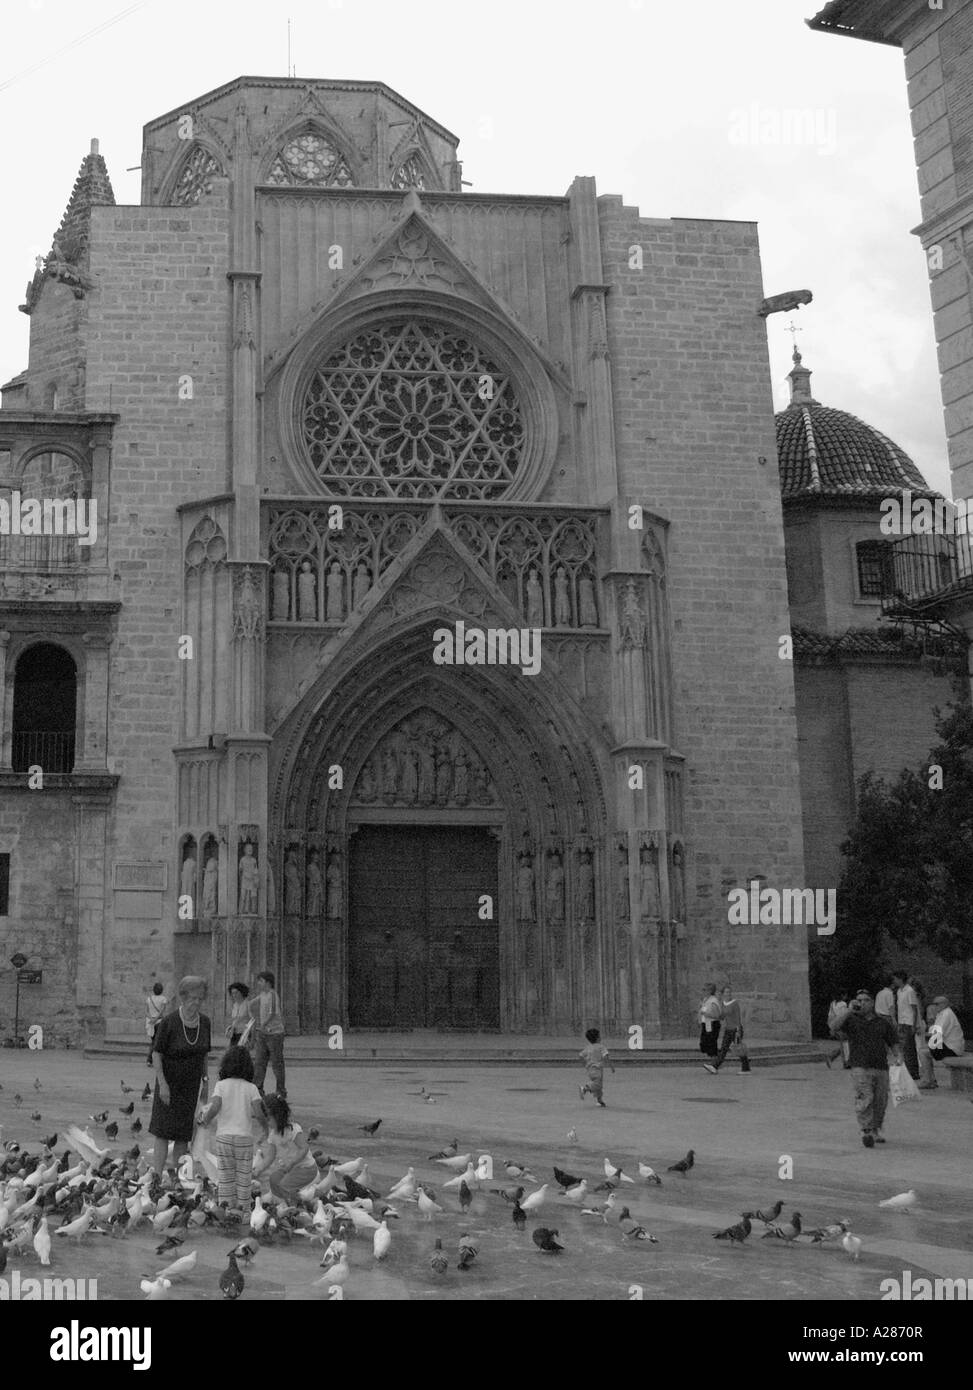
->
757 288 813 318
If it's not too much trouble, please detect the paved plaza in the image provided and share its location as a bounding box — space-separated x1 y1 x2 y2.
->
1 1050 970 1301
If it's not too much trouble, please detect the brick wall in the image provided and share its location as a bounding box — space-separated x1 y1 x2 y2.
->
599 200 809 1035
26 277 87 410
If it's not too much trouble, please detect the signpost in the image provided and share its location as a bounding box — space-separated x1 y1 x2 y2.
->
9 954 41 1047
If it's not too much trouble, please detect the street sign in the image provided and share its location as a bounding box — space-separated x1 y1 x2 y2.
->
17 969 42 984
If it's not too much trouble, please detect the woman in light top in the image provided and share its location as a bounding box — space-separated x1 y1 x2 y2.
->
225 982 252 1047
254 1093 317 1201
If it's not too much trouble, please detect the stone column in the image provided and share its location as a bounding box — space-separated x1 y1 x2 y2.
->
0 630 11 769
79 632 111 770
568 177 619 506
73 791 111 1010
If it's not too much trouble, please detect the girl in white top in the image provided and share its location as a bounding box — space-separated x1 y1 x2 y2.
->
198 1046 266 1212
254 1094 317 1200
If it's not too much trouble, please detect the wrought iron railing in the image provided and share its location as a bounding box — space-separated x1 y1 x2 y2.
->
11 731 76 773
880 532 973 614
0 533 87 571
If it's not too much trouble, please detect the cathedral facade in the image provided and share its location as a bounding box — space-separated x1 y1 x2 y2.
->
0 77 809 1042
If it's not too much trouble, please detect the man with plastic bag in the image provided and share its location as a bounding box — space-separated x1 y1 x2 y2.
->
830 988 905 1149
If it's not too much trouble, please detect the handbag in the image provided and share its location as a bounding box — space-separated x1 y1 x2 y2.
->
889 1063 921 1106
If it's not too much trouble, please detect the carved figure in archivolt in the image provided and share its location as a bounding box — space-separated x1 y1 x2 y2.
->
577 849 595 922
284 849 302 915
180 847 197 907
353 563 371 608
239 842 259 916
526 569 544 626
202 853 219 918
639 833 660 921
272 567 289 621
306 849 323 917
350 712 497 808
579 575 598 628
298 560 317 621
545 850 565 923
326 855 342 919
516 855 535 923
326 562 344 621
670 839 686 924
614 839 631 921
233 566 263 640
619 579 647 648
554 566 571 627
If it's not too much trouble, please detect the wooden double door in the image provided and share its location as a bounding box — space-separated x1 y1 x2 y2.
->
348 824 500 1029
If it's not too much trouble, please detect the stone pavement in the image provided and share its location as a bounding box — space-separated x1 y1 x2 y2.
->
1 1050 970 1301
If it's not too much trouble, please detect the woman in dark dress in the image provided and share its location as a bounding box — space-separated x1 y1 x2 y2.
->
149 975 211 1174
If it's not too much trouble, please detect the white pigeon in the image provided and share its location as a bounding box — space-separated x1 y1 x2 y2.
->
338 1202 380 1233
567 1128 578 1144
139 1277 172 1300
878 1189 917 1211
435 1152 473 1171
63 1126 107 1166
54 1207 93 1242
250 1195 269 1234
638 1162 662 1183
387 1170 416 1201
373 1219 391 1260
333 1157 365 1177
311 1199 333 1232
842 1231 862 1261
604 1158 635 1185
417 1186 443 1221
520 1184 549 1214
154 1249 198 1280
442 1163 477 1192
152 1205 178 1235
33 1216 51 1266
563 1180 588 1204
315 1253 349 1288
320 1237 347 1267
298 1179 320 1205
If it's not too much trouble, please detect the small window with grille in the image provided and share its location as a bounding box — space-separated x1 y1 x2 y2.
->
0 853 9 915
856 539 887 598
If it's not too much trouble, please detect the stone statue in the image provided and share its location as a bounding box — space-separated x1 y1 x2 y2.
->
615 841 630 920
417 734 436 804
472 757 491 803
326 561 343 621
579 575 598 627
353 562 370 608
545 853 565 922
516 857 535 922
298 559 317 621
577 850 595 921
671 841 686 923
639 837 660 920
238 842 259 915
272 567 289 621
401 745 419 803
325 856 342 919
620 579 646 647
180 849 197 911
358 758 376 802
526 569 544 626
283 849 301 915
435 746 452 803
453 746 469 804
554 565 571 626
382 745 399 800
201 853 219 917
306 850 323 916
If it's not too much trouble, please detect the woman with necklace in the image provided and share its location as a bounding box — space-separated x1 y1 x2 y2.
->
149 975 212 1175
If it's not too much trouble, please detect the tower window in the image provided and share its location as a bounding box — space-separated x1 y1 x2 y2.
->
856 540 888 598
12 643 77 773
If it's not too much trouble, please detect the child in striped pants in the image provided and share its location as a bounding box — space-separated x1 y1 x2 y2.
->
198 1046 266 1212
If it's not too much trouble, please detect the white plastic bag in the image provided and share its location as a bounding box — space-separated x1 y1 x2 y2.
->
189 1121 221 1185
889 1063 921 1106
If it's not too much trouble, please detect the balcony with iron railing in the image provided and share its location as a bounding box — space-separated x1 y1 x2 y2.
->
11 730 76 773
880 530 973 619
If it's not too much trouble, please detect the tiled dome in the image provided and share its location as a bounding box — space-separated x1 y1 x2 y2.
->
776 350 934 500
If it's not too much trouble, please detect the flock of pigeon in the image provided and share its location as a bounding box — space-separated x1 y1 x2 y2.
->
0 1076 922 1299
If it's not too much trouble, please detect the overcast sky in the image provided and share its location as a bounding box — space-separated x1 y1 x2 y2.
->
0 0 951 496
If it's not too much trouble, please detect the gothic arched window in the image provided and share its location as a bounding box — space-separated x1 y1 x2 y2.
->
300 319 526 499
12 643 77 773
172 146 224 206
266 132 355 188
391 154 427 190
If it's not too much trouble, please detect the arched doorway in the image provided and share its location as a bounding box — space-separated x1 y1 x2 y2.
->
12 643 77 773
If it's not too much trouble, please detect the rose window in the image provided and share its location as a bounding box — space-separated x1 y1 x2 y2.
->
266 133 355 188
300 320 526 499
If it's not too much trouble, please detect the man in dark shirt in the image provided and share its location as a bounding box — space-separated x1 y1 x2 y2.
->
831 989 903 1148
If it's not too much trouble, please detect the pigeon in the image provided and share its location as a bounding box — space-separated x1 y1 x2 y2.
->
30 1111 42 1123
250 1196 269 1235
417 1186 443 1221
512 1201 526 1232
566 1128 578 1144
582 1191 616 1220
333 1157 365 1177
13 1095 23 1107
520 1184 549 1214
504 1161 539 1183
563 1179 588 1204
714 1212 753 1244
140 1277 172 1300
638 1162 663 1185
604 1158 635 1185
458 1179 473 1213
320 1237 347 1267
428 1140 459 1160
842 1230 862 1261
429 1238 448 1275
554 1165 583 1189
878 1189 917 1211
763 1212 802 1243
442 1164 477 1192
154 1249 198 1280
119 1102 135 1116
155 1235 184 1257
152 1205 178 1235
43 1133 58 1151
141 1084 152 1101
458 1233 477 1270
219 1252 245 1299
372 1219 392 1260
435 1152 473 1171
667 1150 695 1175
387 1169 416 1201
755 1200 783 1225
55 1207 94 1242
532 1227 564 1253
131 1118 143 1134
315 1253 350 1289
33 1217 52 1266
358 1119 382 1136
491 1184 525 1204
33 1078 42 1091
807 1220 849 1244
120 1081 136 1094
621 1220 658 1242
104 1122 118 1140
229 1237 259 1265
